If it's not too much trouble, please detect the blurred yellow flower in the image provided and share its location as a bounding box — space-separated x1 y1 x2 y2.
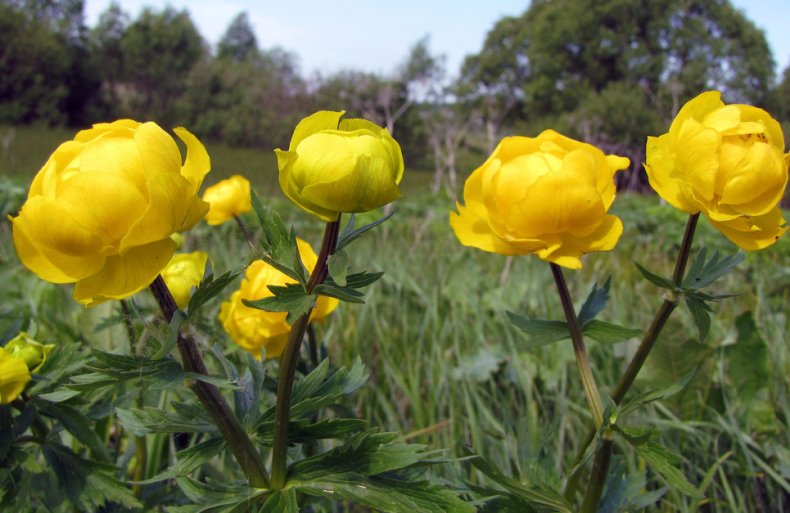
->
161 251 209 309
203 175 252 225
5 332 54 372
450 130 629 269
645 91 788 249
275 111 404 222
10 120 211 306
219 239 339 359
0 347 31 404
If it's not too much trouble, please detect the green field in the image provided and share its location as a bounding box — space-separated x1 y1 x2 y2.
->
1 125 789 511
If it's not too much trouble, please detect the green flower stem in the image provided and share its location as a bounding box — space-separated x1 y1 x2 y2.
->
307 324 320 369
149 275 270 488
270 218 341 490
579 435 613 513
550 263 604 429
564 213 700 501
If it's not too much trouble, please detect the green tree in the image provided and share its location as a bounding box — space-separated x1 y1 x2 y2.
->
119 7 205 125
90 2 129 116
217 12 259 62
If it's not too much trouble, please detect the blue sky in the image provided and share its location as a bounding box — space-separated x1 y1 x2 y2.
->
84 0 790 78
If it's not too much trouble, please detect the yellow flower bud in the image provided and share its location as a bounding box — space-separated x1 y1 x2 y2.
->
219 239 339 359
275 111 404 222
0 347 31 404
450 130 629 269
645 91 788 250
161 251 209 309
10 120 211 306
5 332 54 373
203 175 252 225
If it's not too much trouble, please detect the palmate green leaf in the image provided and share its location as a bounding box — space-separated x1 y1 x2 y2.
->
598 459 667 513
251 192 307 284
684 294 713 341
315 271 385 304
257 418 368 445
261 489 299 513
43 444 141 511
464 450 572 513
506 312 568 348
35 401 110 462
175 476 266 511
116 405 217 436
681 248 744 290
37 389 81 403
336 210 396 252
187 269 240 317
89 349 185 382
583 320 641 344
328 249 349 286
243 282 316 323
635 442 702 498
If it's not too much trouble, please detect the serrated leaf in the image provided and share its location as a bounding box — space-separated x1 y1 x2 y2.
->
36 402 110 462
464 450 572 513
619 368 697 416
137 437 226 484
577 277 611 326
261 489 299 513
328 249 349 286
507 312 569 348
187 269 239 317
681 249 744 290
636 442 702 498
116 405 217 436
336 210 396 252
684 295 712 341
315 271 385 304
175 476 264 509
243 283 315 323
251 192 306 283
613 425 659 446
598 459 666 513
582 320 641 344
37 389 80 403
634 262 676 290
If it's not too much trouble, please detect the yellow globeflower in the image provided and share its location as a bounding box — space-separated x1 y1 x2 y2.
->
450 130 629 269
645 91 788 249
275 111 404 222
5 332 55 373
10 120 211 306
161 251 209 309
203 175 252 225
219 239 339 359
0 347 31 404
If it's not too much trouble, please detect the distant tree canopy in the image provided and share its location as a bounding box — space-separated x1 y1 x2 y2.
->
460 0 777 168
1 0 788 178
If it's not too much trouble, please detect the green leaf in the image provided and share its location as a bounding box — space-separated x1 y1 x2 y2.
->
261 489 299 513
336 210 396 252
619 368 697 417
464 450 572 513
582 320 641 344
187 269 240 317
251 192 306 283
328 249 349 286
507 312 569 348
315 271 385 304
634 262 676 290
152 308 186 359
37 389 81 403
577 277 611 326
36 402 110 462
175 476 265 509
725 312 770 399
636 442 702 498
681 249 744 290
243 283 316 323
137 437 226 484
612 425 660 447
116 405 217 436
598 459 666 513
257 418 368 445
684 295 712 341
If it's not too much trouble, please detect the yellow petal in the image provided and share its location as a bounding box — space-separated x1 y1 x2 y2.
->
708 208 787 251
669 91 723 134
644 135 699 213
73 238 176 306
449 205 521 255
719 143 788 216
0 348 31 404
134 122 183 184
174 127 211 193
288 110 344 151
673 117 721 203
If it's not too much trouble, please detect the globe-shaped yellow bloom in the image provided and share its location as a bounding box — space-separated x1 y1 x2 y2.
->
161 252 209 309
0 347 31 404
645 91 788 250
5 332 54 373
10 120 211 306
219 239 339 359
450 130 630 269
275 111 404 222
203 175 252 225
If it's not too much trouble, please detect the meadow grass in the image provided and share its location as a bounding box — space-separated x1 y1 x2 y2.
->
1 125 788 511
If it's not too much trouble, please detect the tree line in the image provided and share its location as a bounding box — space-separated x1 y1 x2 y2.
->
2 0 790 189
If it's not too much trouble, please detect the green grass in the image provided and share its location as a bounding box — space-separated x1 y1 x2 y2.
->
1 126 789 511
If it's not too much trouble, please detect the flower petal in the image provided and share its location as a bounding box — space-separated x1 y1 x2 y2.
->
289 111 344 151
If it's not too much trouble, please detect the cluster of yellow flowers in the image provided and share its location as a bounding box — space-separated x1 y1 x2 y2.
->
6 92 788 362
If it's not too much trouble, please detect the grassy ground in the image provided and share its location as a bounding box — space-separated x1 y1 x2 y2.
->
1 125 789 511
